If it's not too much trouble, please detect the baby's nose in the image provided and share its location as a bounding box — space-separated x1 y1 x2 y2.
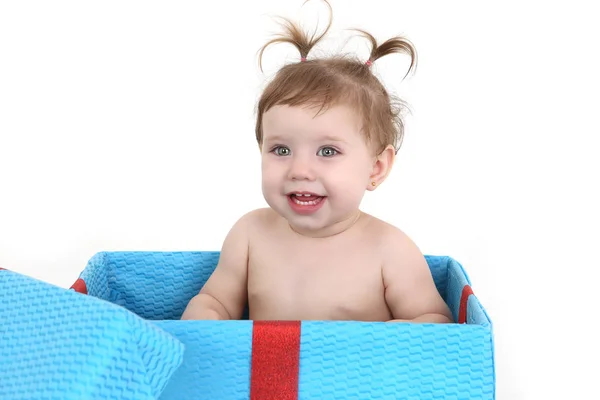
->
288 157 315 181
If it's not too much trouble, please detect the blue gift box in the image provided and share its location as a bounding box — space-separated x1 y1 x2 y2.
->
0 252 494 399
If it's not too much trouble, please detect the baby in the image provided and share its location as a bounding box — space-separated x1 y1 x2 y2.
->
182 1 452 324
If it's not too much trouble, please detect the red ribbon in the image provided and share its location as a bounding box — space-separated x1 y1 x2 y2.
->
250 320 301 400
70 278 88 294
458 285 474 324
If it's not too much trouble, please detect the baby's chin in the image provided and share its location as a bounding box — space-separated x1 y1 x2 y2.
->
268 205 329 235
285 214 361 238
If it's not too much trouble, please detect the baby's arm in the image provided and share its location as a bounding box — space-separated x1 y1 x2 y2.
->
381 228 453 324
181 213 251 320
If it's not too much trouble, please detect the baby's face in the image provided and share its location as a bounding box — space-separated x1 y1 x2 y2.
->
260 104 376 236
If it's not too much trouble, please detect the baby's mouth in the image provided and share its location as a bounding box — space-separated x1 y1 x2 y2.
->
288 192 325 206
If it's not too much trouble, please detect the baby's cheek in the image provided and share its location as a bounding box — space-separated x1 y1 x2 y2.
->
261 165 279 182
337 165 370 188
331 179 366 202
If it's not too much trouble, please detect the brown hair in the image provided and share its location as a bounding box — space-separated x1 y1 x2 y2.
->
255 0 417 155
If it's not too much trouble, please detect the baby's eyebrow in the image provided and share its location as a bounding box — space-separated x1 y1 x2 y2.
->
262 134 288 144
320 134 347 143
262 133 348 145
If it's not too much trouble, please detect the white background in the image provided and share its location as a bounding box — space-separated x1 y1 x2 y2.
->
1 1 598 399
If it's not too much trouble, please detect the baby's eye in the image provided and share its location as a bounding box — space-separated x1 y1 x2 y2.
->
273 146 291 156
317 147 338 157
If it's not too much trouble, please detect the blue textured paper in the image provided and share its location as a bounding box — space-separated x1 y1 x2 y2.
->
0 269 184 400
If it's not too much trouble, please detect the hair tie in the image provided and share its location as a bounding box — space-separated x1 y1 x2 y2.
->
301 57 307 62
365 59 372 67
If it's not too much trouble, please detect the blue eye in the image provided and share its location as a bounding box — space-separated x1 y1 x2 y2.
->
317 147 338 157
272 146 291 156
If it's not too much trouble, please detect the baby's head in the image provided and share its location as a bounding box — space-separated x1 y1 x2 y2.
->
256 1 416 236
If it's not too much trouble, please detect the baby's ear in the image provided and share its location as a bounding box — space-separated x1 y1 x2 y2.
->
367 145 395 191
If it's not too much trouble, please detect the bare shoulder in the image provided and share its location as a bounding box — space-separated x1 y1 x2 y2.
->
235 207 281 234
193 208 275 319
235 207 266 224
239 207 280 223
365 213 452 322
362 213 418 256
365 215 428 277
231 207 275 231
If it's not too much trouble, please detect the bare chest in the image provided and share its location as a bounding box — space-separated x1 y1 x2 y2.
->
248 236 389 321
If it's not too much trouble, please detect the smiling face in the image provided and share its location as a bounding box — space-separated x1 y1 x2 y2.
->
260 104 393 237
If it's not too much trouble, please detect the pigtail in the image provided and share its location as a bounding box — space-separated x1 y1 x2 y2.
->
258 0 333 72
355 29 417 79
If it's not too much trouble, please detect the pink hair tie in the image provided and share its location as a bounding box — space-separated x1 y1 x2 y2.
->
301 57 307 62
365 59 372 67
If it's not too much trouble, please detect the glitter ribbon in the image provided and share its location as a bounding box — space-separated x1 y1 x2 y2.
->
250 320 302 400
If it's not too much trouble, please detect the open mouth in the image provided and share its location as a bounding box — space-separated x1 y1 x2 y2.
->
288 192 325 205
286 192 327 213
